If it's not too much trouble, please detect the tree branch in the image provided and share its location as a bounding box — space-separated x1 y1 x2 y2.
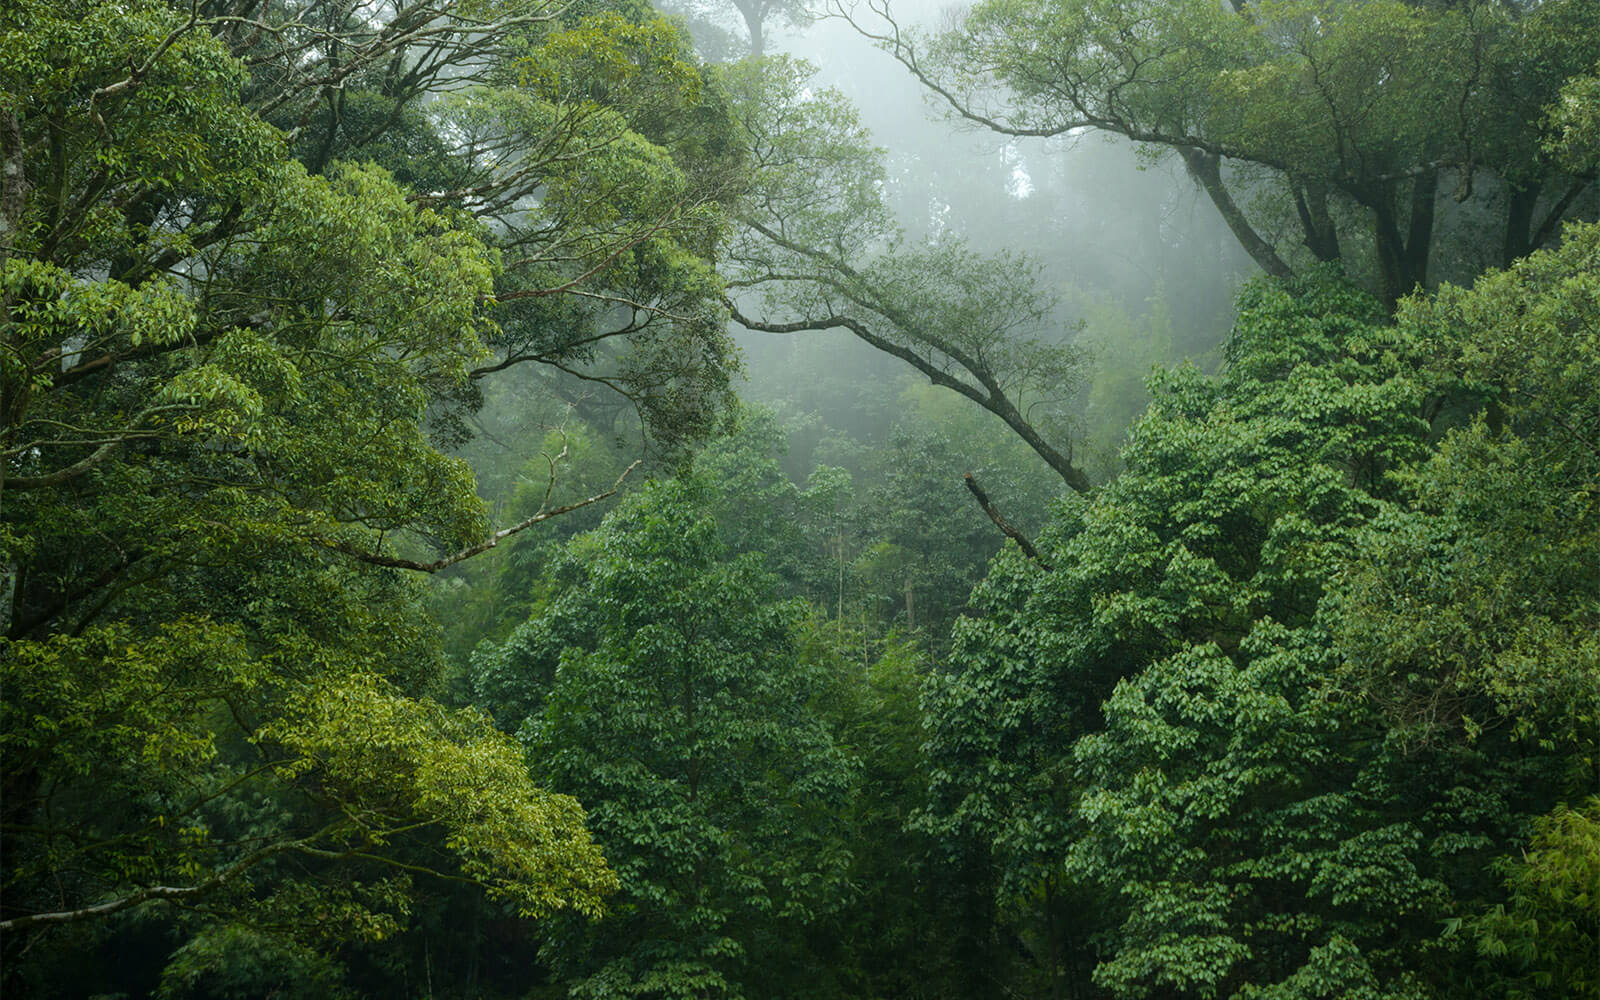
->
728 299 1092 492
964 473 1049 569
319 461 641 572
3 404 196 494
1179 148 1293 280
0 829 326 932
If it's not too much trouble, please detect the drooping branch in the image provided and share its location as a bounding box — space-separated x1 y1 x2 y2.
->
320 461 641 572
727 301 1092 493
963 473 1050 569
728 58 1094 494
832 1 1068 141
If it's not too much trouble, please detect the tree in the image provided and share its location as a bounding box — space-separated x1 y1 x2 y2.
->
1334 221 1600 997
918 222 1598 997
657 0 812 58
1545 60 1600 175
843 0 1600 307
917 276 1427 996
473 478 855 999
846 384 1064 646
1 1 649 990
720 57 1096 492
1332 220 1600 759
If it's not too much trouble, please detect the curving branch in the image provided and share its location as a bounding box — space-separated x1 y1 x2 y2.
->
728 300 1092 493
0 828 331 933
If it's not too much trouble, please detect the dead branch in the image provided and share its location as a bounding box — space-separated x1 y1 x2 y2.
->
964 472 1049 569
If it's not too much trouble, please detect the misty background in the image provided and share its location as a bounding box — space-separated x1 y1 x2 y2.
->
715 1 1253 478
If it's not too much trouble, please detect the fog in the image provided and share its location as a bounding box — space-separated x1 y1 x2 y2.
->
717 1 1254 473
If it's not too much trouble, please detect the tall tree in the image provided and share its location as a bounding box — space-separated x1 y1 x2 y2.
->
0 0 773 988
473 478 855 999
721 57 1095 492
843 0 1599 307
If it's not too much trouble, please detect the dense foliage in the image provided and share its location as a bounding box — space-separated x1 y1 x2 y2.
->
850 0 1599 306
474 478 855 998
3 0 1595 997
916 231 1598 998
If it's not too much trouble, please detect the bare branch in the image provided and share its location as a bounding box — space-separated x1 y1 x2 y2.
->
964 473 1050 569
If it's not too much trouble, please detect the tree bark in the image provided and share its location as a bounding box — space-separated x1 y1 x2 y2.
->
964 473 1050 569
1292 179 1342 263
1180 148 1293 281
1404 167 1438 290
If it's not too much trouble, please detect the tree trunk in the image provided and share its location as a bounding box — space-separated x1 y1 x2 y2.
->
1292 179 1341 263
1045 877 1065 1000
1403 167 1438 290
1371 193 1411 311
736 0 765 57
1362 171 1438 311
1503 179 1540 266
1 109 25 271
